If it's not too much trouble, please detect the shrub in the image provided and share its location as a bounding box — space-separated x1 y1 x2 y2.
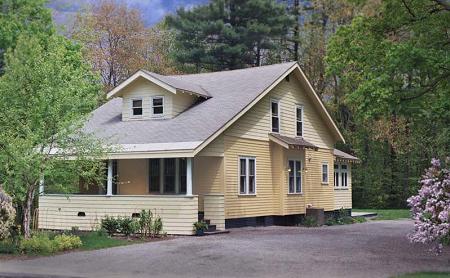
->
0 240 19 254
407 158 450 254
303 216 318 227
139 210 153 237
96 228 108 237
193 221 208 232
152 216 163 237
20 234 54 255
325 218 336 226
118 217 140 237
0 187 16 240
53 234 82 251
101 216 120 236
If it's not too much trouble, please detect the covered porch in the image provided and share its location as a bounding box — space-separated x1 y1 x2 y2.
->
38 156 225 235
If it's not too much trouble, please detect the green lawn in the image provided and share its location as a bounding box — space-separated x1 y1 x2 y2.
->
353 209 411 220
393 272 450 278
78 232 139 251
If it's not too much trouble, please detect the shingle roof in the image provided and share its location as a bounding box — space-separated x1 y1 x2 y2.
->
269 133 318 149
334 149 359 162
84 62 297 147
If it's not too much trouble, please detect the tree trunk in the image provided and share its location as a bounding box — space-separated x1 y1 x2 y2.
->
22 185 36 238
293 0 300 61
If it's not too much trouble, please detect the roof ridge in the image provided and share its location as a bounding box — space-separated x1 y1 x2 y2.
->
167 61 297 78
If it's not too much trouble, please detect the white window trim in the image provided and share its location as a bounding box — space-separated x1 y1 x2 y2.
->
321 162 329 185
288 159 303 194
238 156 257 196
151 96 165 117
270 98 280 133
295 104 304 137
130 98 143 118
336 163 349 189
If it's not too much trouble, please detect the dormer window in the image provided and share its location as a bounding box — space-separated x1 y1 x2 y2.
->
152 96 164 116
132 99 143 116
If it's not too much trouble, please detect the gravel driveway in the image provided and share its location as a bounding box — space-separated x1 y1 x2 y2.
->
1 220 449 278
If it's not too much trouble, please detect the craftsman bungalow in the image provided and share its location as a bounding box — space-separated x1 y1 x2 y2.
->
38 62 359 235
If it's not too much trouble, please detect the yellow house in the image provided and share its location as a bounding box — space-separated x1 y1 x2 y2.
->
38 62 359 235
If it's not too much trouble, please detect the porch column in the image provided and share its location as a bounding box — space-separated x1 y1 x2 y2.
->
186 157 193 196
106 159 113 196
38 176 44 195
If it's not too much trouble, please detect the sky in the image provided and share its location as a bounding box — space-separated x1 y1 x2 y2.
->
48 0 207 27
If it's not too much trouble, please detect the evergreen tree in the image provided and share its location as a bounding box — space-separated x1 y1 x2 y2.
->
166 0 293 72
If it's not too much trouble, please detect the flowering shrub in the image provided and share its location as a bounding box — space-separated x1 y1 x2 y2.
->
0 186 16 240
407 158 450 254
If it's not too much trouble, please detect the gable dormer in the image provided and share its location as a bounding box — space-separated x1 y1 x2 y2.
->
106 70 210 121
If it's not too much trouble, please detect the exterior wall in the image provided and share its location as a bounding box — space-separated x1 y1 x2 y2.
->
223 136 276 219
282 148 306 215
121 77 196 121
304 148 335 211
193 156 224 211
117 159 148 195
38 195 198 235
334 163 352 209
226 77 335 149
204 194 225 230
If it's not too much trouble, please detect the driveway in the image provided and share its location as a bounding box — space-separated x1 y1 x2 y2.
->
1 220 449 278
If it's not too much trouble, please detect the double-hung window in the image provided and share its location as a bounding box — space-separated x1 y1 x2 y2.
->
296 105 303 137
288 160 302 193
239 157 256 195
333 163 349 188
271 99 280 133
131 99 143 116
152 96 164 116
322 163 329 184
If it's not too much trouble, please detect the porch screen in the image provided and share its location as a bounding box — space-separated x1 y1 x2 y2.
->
164 158 176 193
149 159 160 193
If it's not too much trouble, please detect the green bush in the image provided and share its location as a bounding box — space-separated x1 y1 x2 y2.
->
139 210 153 237
193 220 208 232
325 218 336 226
20 234 54 255
95 228 108 237
53 234 82 251
0 187 16 240
152 216 163 236
303 216 318 227
0 239 19 254
101 216 120 236
118 217 140 236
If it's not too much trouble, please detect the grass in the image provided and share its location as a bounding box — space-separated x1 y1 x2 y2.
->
393 272 450 278
78 232 138 251
353 209 411 220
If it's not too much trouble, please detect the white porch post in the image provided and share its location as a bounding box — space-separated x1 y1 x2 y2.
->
106 160 113 196
186 157 193 196
38 176 44 195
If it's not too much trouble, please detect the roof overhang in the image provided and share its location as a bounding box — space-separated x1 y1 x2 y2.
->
269 133 318 150
334 149 360 163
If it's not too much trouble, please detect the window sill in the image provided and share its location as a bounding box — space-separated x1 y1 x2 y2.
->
321 182 329 185
287 193 303 196
238 194 257 197
334 188 349 191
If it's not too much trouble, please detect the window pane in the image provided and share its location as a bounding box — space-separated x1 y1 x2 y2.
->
240 176 246 194
149 159 160 193
179 158 187 194
164 158 176 193
272 116 279 132
153 106 163 114
296 122 302 136
133 108 143 116
288 161 294 193
322 164 328 183
342 172 347 187
153 98 163 106
334 172 339 187
341 164 347 170
271 101 278 115
295 161 301 192
249 176 255 194
240 159 246 175
132 99 142 108
296 107 302 121
249 159 255 175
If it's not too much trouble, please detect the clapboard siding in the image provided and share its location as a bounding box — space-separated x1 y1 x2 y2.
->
193 156 224 211
334 164 352 209
38 195 198 235
204 194 225 230
225 78 335 149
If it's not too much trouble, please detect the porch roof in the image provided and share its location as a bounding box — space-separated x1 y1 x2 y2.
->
268 133 318 150
334 149 360 163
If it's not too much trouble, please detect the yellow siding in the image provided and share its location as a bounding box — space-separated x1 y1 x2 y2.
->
198 134 224 156
223 136 276 218
193 156 224 211
121 77 196 120
118 159 148 195
38 195 198 235
226 78 335 149
334 164 352 209
270 142 284 215
304 148 335 211
204 194 225 230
